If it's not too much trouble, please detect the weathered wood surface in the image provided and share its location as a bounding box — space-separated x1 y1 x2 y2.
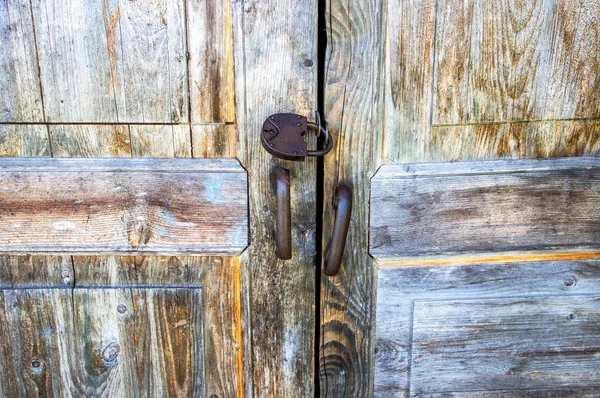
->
433 0 600 125
383 0 600 164
235 0 318 395
0 287 204 396
375 259 600 396
370 157 600 261
411 295 600 393
0 157 248 255
0 0 43 122
325 0 600 396
321 0 384 395
0 0 278 395
187 0 235 124
30 0 188 123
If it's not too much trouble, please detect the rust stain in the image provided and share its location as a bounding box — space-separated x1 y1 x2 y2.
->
377 251 600 267
110 125 131 156
103 0 121 94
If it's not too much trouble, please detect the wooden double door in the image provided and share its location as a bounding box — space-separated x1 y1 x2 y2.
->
1 0 600 397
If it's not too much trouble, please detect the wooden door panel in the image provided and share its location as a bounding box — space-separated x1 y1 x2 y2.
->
2 0 318 395
324 0 600 395
411 295 600 393
0 287 204 397
375 260 600 396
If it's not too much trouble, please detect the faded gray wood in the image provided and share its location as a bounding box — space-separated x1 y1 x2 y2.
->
0 0 43 122
130 125 192 158
411 295 600 394
0 287 204 397
30 0 188 122
0 157 248 255
0 125 50 156
370 157 600 261
433 0 600 125
375 259 600 395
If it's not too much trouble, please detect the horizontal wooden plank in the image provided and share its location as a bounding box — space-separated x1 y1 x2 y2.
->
375 259 600 395
0 157 247 255
370 157 600 261
411 295 600 394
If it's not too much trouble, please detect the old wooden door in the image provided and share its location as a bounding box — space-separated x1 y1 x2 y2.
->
321 0 600 396
1 0 318 396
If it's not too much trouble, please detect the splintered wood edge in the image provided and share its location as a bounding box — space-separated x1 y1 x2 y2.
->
371 156 600 180
0 157 247 173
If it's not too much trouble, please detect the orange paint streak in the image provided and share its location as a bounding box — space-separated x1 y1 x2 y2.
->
233 256 244 398
377 251 600 267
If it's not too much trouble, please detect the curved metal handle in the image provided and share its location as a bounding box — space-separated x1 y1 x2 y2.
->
324 183 352 276
276 167 292 260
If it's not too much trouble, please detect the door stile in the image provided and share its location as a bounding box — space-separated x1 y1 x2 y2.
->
320 0 386 395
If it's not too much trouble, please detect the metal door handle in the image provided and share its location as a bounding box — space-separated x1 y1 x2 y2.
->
324 183 352 276
276 167 292 259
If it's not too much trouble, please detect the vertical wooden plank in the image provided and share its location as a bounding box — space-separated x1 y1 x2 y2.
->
234 0 318 395
0 125 50 156
432 0 473 125
0 289 78 397
322 0 385 395
32 0 188 123
130 125 192 158
542 0 600 119
432 0 600 125
383 0 437 163
69 287 204 397
117 0 188 123
192 124 235 158
0 0 44 122
31 0 119 122
49 125 131 157
72 254 247 397
187 0 235 123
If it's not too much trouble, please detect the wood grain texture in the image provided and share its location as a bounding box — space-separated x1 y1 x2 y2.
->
375 259 600 395
383 0 436 163
384 0 600 165
411 295 600 393
187 0 235 123
130 125 192 158
0 287 205 397
430 120 600 161
370 157 600 261
234 0 318 395
0 157 248 255
49 125 131 157
0 255 72 288
0 0 44 122
125 131 248 397
30 0 188 122
433 0 600 125
192 124 235 158
0 125 50 156
321 0 385 395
